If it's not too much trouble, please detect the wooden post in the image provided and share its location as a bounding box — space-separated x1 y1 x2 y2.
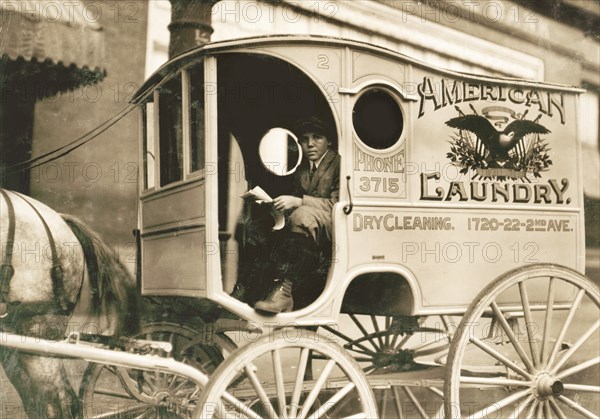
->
168 0 221 59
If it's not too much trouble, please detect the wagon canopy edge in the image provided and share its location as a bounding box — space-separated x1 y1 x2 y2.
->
130 34 586 104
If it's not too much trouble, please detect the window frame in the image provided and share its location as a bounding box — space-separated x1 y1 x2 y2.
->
351 85 406 154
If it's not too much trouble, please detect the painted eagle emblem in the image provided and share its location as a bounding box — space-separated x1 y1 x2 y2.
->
446 115 551 166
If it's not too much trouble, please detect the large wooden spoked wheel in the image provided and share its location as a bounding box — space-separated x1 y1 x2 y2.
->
321 314 452 418
196 328 378 418
80 322 235 418
445 264 599 418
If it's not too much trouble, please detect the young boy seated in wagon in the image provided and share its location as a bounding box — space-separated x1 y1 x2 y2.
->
232 117 340 314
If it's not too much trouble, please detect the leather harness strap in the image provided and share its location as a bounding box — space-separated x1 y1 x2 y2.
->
14 192 71 313
0 189 16 318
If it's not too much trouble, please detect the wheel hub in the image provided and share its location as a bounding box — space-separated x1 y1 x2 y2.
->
372 349 415 370
533 373 564 399
152 389 174 405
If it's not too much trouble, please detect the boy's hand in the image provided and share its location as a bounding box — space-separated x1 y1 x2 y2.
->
273 195 302 212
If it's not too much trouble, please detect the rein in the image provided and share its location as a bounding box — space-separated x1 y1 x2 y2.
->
0 190 74 320
0 190 16 318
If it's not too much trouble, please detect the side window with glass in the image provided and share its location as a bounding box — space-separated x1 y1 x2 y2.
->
158 75 183 186
143 100 155 189
189 65 205 173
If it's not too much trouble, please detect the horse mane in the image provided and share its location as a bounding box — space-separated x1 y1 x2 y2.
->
61 215 140 337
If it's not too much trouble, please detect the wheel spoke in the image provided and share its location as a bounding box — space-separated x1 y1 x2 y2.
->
385 316 393 347
492 301 534 372
402 387 429 419
322 324 375 355
546 288 585 369
539 400 548 419
321 324 355 345
221 391 262 419
491 301 535 372
557 394 600 418
350 314 379 351
390 330 401 349
507 394 534 418
469 389 530 419
272 349 287 418
167 374 182 391
391 386 405 419
525 399 539 419
562 383 600 393
540 277 556 365
91 387 135 399
307 382 355 419
244 363 279 419
548 397 567 419
550 319 599 374
378 388 388 417
290 348 310 419
555 356 599 380
470 336 532 379
363 364 376 373
140 370 158 391
410 340 450 358
427 386 443 398
392 333 412 352
344 348 376 357
370 315 385 350
116 369 156 404
519 281 540 367
298 359 337 419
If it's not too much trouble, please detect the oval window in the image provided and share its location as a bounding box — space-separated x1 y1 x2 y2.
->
258 128 302 176
352 89 403 150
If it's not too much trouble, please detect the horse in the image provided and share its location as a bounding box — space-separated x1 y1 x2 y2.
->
0 189 140 418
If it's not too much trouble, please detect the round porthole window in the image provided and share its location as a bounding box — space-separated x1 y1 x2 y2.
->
352 88 403 150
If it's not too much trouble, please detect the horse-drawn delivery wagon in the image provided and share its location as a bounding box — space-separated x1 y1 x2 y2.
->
1 35 597 418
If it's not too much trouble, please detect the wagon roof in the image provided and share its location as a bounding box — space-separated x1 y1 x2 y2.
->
131 34 585 104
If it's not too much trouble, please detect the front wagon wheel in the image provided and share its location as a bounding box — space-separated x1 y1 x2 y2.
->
445 264 599 418
196 329 378 418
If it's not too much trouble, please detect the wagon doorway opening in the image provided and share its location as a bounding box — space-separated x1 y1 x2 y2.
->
215 52 338 310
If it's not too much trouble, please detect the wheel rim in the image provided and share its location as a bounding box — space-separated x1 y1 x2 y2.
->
321 314 451 418
80 322 227 418
197 329 378 419
445 265 600 418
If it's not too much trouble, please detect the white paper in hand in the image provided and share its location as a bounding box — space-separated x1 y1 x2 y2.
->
241 186 272 203
241 186 285 230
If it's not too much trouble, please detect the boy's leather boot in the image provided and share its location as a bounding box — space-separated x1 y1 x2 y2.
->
254 279 293 314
